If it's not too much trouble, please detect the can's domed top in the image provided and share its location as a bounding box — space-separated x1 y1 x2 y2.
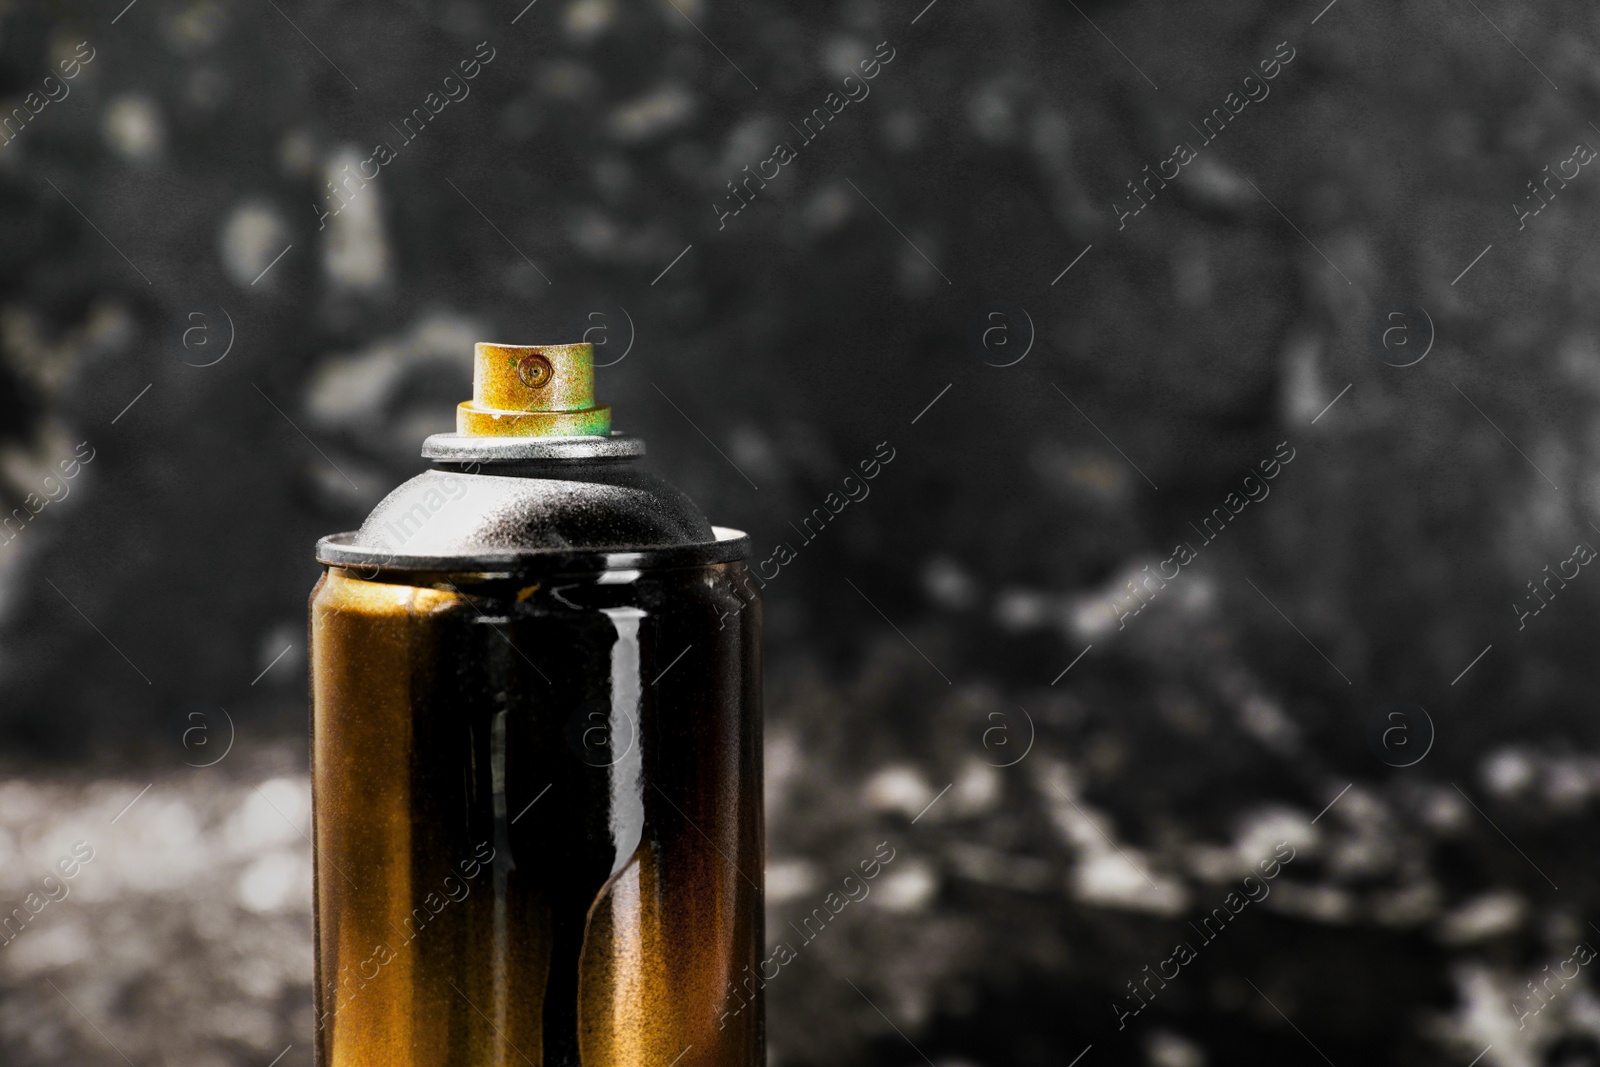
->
315 339 748 574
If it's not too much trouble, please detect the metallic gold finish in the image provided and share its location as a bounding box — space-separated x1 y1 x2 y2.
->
310 564 763 1067
457 405 612 437
456 342 612 437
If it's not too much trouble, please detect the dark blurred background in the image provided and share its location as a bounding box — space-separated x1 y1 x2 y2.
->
4 0 1600 1064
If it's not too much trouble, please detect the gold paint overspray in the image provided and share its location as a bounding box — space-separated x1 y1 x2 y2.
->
309 342 763 1066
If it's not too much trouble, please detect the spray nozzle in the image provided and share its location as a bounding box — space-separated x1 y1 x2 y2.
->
456 342 612 437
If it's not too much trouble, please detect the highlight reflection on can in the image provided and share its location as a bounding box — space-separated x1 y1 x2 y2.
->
309 341 762 1066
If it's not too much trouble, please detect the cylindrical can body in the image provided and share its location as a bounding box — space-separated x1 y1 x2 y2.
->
309 559 762 1066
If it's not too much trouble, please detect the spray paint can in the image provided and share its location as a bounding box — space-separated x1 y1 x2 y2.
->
309 342 762 1066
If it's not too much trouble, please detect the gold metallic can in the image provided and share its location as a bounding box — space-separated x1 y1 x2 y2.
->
309 343 762 1066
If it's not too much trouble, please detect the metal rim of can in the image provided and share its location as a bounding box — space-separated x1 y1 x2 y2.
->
314 526 752 574
422 431 642 462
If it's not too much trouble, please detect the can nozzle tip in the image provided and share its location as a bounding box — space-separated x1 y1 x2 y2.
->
457 342 612 437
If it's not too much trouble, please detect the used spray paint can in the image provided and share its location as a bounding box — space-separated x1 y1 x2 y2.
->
309 342 762 1066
